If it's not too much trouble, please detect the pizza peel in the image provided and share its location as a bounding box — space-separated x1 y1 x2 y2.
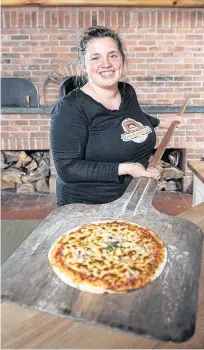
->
1 97 203 343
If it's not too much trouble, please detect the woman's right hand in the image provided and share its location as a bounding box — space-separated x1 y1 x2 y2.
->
118 162 160 180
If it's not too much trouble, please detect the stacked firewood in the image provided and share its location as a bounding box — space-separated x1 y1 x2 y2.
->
1 149 184 193
1 151 50 193
157 150 184 191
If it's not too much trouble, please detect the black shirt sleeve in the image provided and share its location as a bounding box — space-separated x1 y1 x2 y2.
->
50 99 122 183
144 113 160 128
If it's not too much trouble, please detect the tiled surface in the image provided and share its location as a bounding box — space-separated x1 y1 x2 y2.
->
1 190 192 220
1 190 57 220
1 220 42 265
152 191 193 216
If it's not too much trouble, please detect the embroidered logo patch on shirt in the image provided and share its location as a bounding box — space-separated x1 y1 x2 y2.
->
121 118 152 143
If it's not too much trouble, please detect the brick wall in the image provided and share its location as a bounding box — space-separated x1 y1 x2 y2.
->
1 7 204 105
1 6 204 193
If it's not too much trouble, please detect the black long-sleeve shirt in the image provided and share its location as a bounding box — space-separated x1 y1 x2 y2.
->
50 82 160 206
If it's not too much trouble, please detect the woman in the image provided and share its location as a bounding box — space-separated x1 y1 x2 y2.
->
51 26 181 207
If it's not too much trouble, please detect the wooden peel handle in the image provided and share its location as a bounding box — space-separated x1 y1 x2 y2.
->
148 97 190 169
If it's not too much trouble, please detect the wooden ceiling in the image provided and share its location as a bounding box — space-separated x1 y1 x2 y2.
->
2 0 204 7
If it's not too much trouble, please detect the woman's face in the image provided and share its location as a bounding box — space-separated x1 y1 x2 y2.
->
83 37 124 88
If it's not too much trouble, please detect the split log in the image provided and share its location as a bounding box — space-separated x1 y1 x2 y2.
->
15 151 32 168
168 150 180 167
1 168 23 184
157 181 168 191
165 180 177 191
35 178 49 193
17 183 35 193
160 160 171 168
30 151 43 163
21 171 43 183
1 150 51 194
1 152 10 169
161 167 184 181
25 159 38 172
37 159 50 177
0 179 16 189
3 151 21 163
42 151 50 165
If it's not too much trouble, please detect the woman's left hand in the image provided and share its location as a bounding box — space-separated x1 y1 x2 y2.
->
158 116 183 129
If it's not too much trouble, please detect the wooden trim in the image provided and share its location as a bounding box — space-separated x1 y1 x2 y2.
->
2 0 204 7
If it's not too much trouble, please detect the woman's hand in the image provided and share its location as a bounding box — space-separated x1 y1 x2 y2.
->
118 163 161 180
158 116 182 129
145 167 161 180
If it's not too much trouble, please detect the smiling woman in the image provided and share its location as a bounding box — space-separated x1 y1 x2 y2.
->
50 26 180 207
79 28 125 110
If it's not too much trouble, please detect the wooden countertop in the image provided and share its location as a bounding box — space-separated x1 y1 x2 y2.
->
188 161 204 184
2 203 204 349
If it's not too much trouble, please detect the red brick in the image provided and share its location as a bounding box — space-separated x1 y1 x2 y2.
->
125 11 131 28
4 12 10 28
157 12 163 28
38 9 44 28
51 11 58 27
150 11 157 28
31 10 37 27
12 47 31 52
177 10 183 28
182 11 190 28
108 10 115 28
24 12 31 28
197 11 203 27
97 10 105 26
2 124 19 132
30 139 36 150
105 10 111 28
1 12 4 28
1 138 9 150
195 137 204 142
138 11 144 28
85 10 91 28
187 119 204 124
71 9 77 27
1 47 11 53
187 131 204 136
17 12 24 27
22 138 30 150
63 11 70 27
10 11 18 28
13 71 31 77
58 10 64 28
9 132 28 138
30 132 48 138
8 138 16 150
44 11 51 27
78 10 85 27
42 139 50 149
163 11 170 28
11 120 28 126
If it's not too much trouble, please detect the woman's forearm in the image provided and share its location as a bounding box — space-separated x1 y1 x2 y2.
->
157 116 182 129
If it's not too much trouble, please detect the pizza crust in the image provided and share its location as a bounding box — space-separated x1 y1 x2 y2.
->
48 220 168 294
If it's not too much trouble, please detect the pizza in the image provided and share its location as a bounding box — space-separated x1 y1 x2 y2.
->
48 220 167 294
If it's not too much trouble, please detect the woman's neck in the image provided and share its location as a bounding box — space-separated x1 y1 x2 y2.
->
88 82 119 101
81 81 121 110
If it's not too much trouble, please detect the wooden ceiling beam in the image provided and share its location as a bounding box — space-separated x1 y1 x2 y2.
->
2 0 204 8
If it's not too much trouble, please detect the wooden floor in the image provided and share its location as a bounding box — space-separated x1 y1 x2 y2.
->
1 203 204 349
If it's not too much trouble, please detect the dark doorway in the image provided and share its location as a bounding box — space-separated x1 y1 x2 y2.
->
59 75 87 98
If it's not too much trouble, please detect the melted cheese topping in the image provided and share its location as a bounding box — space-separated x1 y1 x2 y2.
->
50 220 166 289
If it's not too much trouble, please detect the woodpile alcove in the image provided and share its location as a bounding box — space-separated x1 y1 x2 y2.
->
1 151 50 193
